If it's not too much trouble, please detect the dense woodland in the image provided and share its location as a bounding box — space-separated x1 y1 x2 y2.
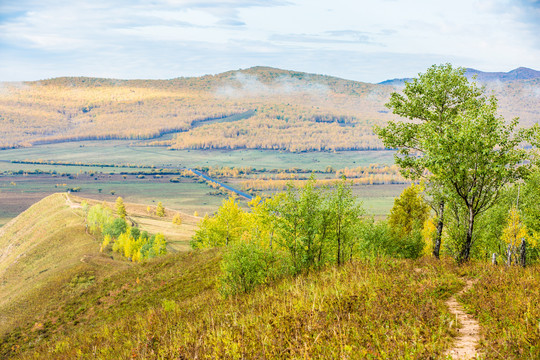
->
1 67 538 151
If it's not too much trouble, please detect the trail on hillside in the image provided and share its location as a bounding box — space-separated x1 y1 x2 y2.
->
446 279 480 359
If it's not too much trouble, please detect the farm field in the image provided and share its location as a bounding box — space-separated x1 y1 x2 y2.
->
0 141 402 226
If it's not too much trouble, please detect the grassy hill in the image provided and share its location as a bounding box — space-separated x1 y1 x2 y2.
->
0 193 128 336
1 67 537 151
1 194 539 358
0 193 198 338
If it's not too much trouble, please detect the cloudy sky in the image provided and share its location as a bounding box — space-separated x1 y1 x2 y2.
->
0 0 539 83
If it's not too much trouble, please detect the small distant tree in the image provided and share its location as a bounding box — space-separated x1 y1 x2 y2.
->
194 211 199 217
116 197 127 219
172 213 182 225
87 204 113 235
156 202 165 217
388 184 429 238
146 205 151 214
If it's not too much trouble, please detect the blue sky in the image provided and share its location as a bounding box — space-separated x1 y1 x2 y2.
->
0 0 539 83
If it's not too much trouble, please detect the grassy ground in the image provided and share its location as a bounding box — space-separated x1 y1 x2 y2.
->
459 263 540 359
0 193 198 344
2 250 464 359
0 194 129 337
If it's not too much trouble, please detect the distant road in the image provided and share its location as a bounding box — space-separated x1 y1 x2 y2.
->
188 169 253 200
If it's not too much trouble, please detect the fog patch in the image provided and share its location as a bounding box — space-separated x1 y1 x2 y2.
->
0 81 30 96
215 72 329 98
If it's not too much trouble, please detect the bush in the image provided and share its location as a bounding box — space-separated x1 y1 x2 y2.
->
219 242 288 296
359 221 424 259
103 218 127 238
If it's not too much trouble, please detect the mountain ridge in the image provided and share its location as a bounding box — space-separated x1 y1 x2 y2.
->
378 66 540 85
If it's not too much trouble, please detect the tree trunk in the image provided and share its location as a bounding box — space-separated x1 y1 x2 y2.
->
459 207 475 263
520 239 527 268
336 221 342 266
433 201 445 259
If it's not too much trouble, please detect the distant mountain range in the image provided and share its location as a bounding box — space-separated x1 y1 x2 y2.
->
379 67 540 86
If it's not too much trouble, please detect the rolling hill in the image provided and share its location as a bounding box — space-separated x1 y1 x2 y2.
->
0 193 197 340
1 66 538 152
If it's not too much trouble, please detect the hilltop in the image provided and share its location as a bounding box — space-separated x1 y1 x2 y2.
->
1 66 538 152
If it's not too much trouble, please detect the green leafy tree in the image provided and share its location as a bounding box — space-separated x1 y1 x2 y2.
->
377 64 536 263
219 242 284 296
115 197 127 219
328 177 363 265
375 64 484 259
103 217 127 238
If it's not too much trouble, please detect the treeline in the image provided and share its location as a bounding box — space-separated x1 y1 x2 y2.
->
192 179 425 295
241 174 406 191
12 159 154 169
83 199 167 262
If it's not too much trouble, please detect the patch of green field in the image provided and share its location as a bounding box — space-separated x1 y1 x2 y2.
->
0 141 395 172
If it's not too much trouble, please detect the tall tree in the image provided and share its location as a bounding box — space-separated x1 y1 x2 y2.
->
410 97 532 262
375 64 485 259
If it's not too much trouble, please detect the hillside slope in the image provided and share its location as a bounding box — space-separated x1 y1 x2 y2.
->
1 194 538 359
0 193 131 335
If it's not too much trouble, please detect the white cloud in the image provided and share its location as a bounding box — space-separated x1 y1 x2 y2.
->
0 0 538 82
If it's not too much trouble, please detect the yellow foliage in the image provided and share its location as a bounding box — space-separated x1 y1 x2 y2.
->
501 207 528 247
421 218 437 256
172 213 182 226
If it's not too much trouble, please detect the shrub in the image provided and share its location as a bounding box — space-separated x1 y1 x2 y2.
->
220 242 288 296
359 220 424 259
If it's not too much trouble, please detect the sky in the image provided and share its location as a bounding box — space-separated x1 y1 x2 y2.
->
0 0 539 83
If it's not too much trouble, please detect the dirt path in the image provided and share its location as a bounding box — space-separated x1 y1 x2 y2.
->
64 193 82 209
445 279 480 359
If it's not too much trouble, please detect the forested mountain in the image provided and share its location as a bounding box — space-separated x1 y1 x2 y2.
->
1 67 538 151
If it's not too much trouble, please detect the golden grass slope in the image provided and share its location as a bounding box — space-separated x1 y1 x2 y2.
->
0 193 112 334
0 193 199 337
